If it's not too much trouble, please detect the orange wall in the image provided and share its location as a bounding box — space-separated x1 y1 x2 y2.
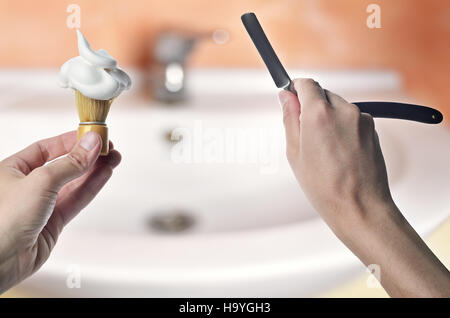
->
0 0 449 118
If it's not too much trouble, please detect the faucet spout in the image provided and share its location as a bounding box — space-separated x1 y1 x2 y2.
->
151 32 200 103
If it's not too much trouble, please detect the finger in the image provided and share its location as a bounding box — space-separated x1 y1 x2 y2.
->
324 89 349 106
41 158 117 247
52 151 121 227
360 112 376 137
42 150 121 242
293 78 330 112
57 149 121 203
98 148 120 167
2 131 77 175
324 89 362 124
42 139 116 199
279 90 301 156
29 132 102 192
109 140 114 151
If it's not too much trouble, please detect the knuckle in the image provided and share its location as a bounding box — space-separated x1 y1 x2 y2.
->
344 103 362 119
293 78 318 92
360 113 376 133
301 78 316 86
315 99 330 110
35 166 55 186
309 101 331 125
361 112 374 122
361 112 375 124
67 151 89 173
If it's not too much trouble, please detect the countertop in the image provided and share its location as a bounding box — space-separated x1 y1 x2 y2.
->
2 218 448 298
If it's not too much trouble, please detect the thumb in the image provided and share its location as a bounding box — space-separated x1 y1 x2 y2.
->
279 90 301 157
31 132 102 192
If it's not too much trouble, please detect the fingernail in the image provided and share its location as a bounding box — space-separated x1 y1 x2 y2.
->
278 91 289 110
79 132 99 151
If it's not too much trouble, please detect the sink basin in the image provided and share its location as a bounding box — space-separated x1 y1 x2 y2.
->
1 69 449 297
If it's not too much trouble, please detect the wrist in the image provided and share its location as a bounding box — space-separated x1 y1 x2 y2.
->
335 198 450 297
331 197 401 252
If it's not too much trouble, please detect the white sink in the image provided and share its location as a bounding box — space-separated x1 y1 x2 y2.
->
1 69 449 297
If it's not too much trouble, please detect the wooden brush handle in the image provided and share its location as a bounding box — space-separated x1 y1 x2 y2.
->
78 124 109 156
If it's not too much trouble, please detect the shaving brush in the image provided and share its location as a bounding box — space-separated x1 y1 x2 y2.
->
75 90 113 156
59 30 131 152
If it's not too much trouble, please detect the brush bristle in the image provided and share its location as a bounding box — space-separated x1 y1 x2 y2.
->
75 90 113 122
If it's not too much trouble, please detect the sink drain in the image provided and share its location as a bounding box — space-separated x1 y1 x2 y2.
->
164 128 183 143
148 210 195 233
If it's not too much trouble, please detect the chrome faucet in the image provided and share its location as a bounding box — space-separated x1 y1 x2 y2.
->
151 32 197 103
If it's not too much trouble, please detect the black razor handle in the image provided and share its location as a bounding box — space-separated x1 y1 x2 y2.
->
241 12 443 124
354 102 442 124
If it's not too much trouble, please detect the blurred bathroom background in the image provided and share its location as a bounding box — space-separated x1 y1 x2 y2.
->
1 0 450 116
0 0 449 297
